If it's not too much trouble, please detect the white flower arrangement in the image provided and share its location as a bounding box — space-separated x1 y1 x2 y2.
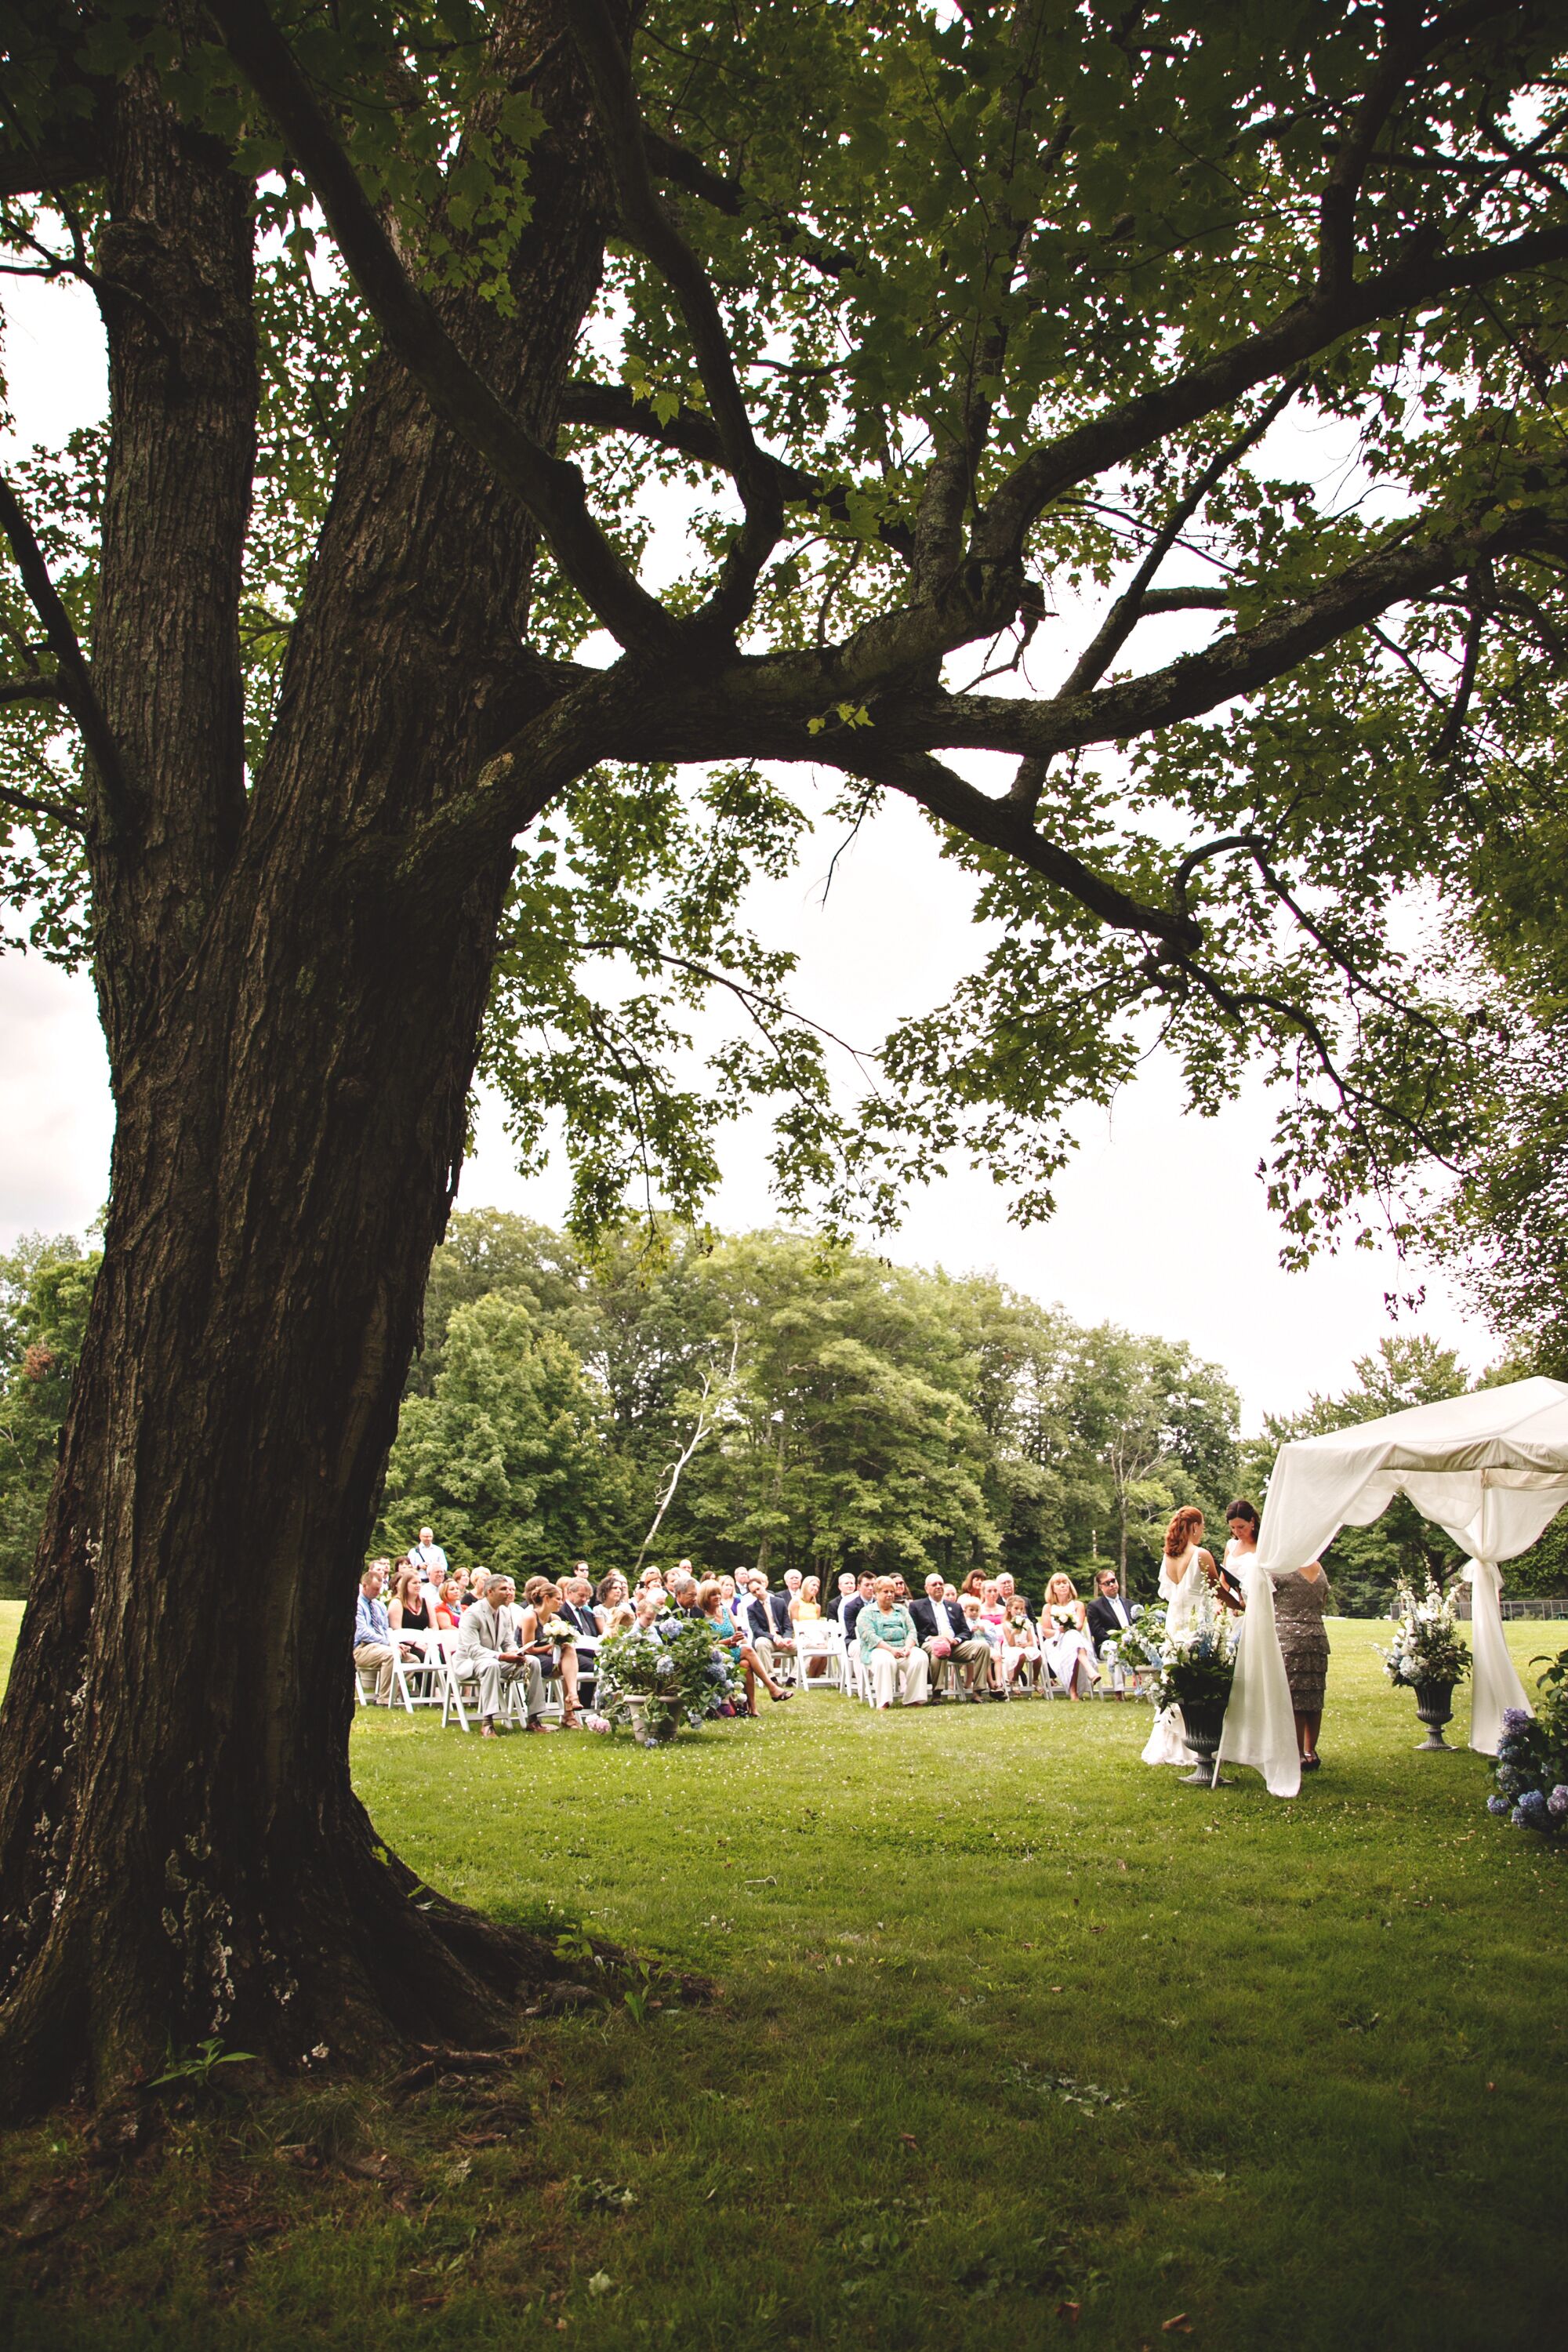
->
1374 1575 1471 1688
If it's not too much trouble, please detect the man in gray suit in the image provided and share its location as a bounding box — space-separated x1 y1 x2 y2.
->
453 1574 550 1737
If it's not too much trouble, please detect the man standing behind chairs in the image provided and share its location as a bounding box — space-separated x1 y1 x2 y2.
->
910 1572 992 1700
455 1573 549 1739
857 1576 931 1709
1086 1568 1134 1695
412 1525 448 1586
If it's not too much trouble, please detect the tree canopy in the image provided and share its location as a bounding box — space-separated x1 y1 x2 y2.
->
5 1 1568 1247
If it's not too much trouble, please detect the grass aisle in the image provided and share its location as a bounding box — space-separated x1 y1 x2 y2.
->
2 1605 1566 2349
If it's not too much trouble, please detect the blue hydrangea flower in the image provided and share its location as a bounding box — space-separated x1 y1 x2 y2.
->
1496 1766 1523 1796
1487 1795 1511 1816
1511 1805 1528 1828
1549 1787 1568 1820
1519 1789 1550 1827
1502 1708 1533 1733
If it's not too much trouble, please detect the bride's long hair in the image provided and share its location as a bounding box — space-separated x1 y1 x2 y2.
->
1163 1504 1205 1558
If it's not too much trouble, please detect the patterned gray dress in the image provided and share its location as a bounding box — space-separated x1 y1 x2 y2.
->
1272 1569 1333 1711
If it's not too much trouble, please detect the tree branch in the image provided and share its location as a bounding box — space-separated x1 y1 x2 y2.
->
206 0 680 659
838 743 1200 950
567 1 782 632
641 130 858 280
1053 373 1303 707
0 475 136 838
921 506 1559 763
975 219 1568 566
556 379 915 560
0 779 88 837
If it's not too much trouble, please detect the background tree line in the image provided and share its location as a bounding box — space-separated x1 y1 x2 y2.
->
5 1210 1565 1610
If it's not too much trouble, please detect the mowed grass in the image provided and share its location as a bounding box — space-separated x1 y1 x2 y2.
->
2 1597 1566 2350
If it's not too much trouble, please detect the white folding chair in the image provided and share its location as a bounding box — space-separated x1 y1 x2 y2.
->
389 1628 447 1714
793 1623 841 1690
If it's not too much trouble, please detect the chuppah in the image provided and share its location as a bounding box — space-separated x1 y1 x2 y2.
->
1218 1377 1568 1799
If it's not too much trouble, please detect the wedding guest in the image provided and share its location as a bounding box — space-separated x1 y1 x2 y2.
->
594 1572 628 1631
1273 1558 1334 1769
960 1569 986 1601
518 1578 583 1727
412 1525 449 1581
559 1570 601 1695
354 1563 394 1704
699 1579 792 1712
1040 1573 1098 1699
827 1571 858 1622
909 1571 992 1699
998 1594 1044 1692
978 1578 1007 1645
1086 1568 1133 1693
841 1570 877 1651
856 1576 931 1708
760 1572 796 1650
791 1573 832 1679
388 1560 437 1650
455 1574 548 1737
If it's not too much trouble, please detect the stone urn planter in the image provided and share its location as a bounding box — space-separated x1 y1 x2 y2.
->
622 1693 680 1748
1179 1693 1231 1788
1412 1679 1457 1752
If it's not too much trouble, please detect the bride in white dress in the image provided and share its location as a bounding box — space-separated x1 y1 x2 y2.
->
1142 1505 1227 1766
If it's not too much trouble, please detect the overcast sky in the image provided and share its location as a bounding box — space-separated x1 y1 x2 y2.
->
0 267 1495 1425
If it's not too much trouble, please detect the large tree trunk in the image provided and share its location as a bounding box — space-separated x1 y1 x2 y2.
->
0 14 615 2116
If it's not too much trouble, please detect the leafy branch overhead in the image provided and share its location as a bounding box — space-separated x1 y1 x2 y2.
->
5 0 1568 1247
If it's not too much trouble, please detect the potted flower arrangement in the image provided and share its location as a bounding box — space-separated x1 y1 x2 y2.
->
1487 1646 1566 1837
597 1616 737 1746
1160 1589 1239 1788
1116 1592 1237 1786
1375 1574 1472 1750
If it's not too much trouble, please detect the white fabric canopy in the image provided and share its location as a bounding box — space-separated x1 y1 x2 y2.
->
1219 1377 1568 1797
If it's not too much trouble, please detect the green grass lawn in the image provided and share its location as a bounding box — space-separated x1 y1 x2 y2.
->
2 1599 1566 2350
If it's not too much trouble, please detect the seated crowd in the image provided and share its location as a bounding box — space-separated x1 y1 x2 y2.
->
352 1523 1148 1735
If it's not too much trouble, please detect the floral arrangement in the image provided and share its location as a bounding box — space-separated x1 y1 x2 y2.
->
1103 1601 1162 1684
1159 1587 1238 1711
1487 1647 1568 1837
596 1615 736 1736
1109 1595 1234 1711
1375 1575 1472 1690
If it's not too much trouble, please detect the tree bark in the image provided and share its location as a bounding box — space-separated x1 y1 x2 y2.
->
0 13 618 2116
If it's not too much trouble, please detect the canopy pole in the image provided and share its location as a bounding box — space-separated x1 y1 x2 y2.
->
1468 1559 1531 1756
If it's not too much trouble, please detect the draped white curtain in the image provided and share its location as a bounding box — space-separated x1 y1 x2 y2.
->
1216 1560 1300 1797
1224 1377 1568 1796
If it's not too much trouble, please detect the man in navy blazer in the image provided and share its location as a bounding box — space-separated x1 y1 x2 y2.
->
909 1572 993 1698
840 1570 877 1653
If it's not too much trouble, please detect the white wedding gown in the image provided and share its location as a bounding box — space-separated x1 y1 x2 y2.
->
1141 1549 1207 1766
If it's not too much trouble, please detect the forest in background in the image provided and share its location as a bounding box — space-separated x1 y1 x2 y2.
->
4 1208 1559 1610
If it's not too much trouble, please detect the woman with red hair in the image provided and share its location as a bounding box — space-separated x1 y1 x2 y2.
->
1142 1507 1234 1766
